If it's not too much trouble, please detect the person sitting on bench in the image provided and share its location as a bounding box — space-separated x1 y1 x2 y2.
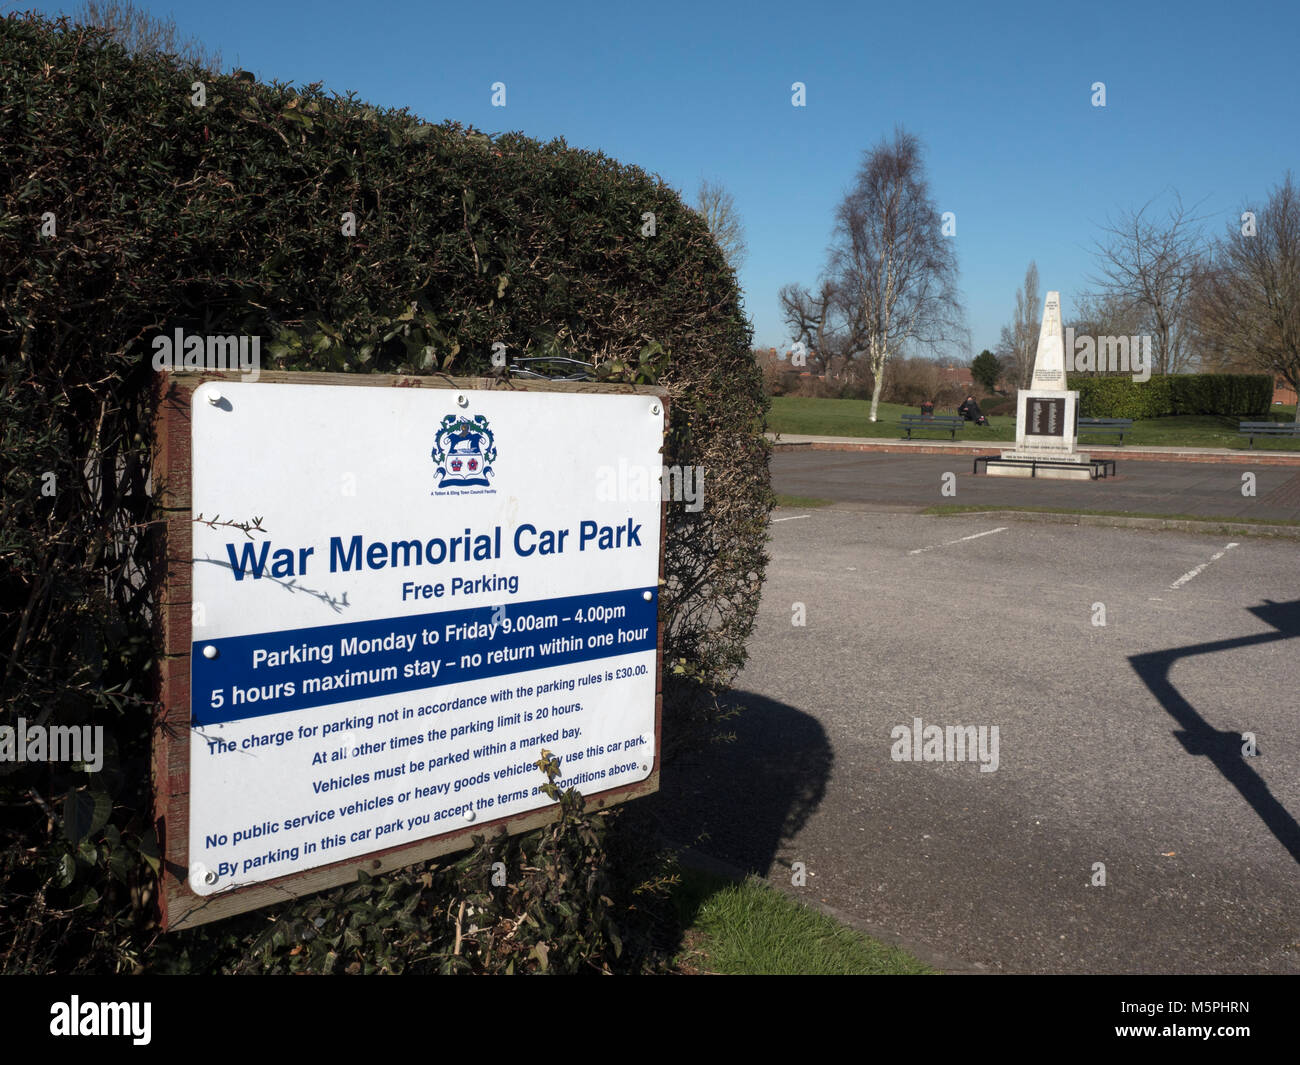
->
919 398 935 418
957 395 988 427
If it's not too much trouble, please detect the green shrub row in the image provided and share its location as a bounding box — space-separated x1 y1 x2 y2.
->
1067 374 1273 418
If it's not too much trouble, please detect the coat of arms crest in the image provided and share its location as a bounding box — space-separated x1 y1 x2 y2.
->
432 414 497 488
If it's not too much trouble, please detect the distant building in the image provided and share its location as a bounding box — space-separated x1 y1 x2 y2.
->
1274 377 1297 406
938 365 975 390
753 345 849 383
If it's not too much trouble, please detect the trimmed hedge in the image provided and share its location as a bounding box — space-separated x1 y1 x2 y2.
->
1068 374 1272 419
0 13 771 973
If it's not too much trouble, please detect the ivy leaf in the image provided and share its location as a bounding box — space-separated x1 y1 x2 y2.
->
63 787 111 842
56 852 76 888
107 847 129 883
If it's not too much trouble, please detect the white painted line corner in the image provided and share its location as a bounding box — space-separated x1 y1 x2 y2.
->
1170 542 1239 590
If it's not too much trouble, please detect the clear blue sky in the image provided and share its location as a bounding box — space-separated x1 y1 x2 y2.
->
19 0 1300 357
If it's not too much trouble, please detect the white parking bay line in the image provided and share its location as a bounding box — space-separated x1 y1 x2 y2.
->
1170 542 1239 590
908 526 1008 555
772 514 811 523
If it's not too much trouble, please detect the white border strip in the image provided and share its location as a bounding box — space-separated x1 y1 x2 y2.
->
908 526 1008 555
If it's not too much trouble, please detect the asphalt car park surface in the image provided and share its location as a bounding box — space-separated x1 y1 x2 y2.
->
650 506 1300 973
770 448 1300 523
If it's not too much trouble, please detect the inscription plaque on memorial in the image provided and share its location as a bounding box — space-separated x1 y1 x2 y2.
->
1026 397 1066 437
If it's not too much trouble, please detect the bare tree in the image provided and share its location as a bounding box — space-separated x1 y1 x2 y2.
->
1069 289 1146 340
996 261 1040 390
1186 269 1252 374
1064 288 1149 375
1088 192 1206 375
695 178 748 273
76 0 223 72
825 128 963 422
777 280 841 373
1196 173 1300 422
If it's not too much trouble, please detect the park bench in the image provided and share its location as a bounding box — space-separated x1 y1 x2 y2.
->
1077 417 1133 445
900 413 965 440
1238 421 1300 448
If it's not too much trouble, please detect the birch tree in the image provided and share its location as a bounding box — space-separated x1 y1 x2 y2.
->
76 0 224 72
826 128 963 422
696 178 748 273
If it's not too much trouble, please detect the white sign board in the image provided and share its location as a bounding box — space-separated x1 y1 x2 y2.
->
186 382 662 896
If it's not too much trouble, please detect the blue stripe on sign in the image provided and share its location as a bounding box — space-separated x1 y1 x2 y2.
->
191 587 657 726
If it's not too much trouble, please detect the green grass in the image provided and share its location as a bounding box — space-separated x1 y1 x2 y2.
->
671 867 934 975
768 396 1300 450
769 396 1012 441
774 493 832 508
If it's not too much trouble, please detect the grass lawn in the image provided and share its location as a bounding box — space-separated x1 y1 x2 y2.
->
769 396 1010 440
774 493 832 508
671 867 934 975
767 396 1300 451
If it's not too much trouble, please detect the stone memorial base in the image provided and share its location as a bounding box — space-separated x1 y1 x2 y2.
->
978 387 1110 479
982 449 1098 480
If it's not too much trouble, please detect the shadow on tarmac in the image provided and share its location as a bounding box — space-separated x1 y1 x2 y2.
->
647 691 832 876
1130 597 1300 865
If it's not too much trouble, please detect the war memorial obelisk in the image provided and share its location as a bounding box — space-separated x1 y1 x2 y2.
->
984 291 1099 480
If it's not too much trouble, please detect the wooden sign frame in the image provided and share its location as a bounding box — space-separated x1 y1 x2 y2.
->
152 370 666 930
